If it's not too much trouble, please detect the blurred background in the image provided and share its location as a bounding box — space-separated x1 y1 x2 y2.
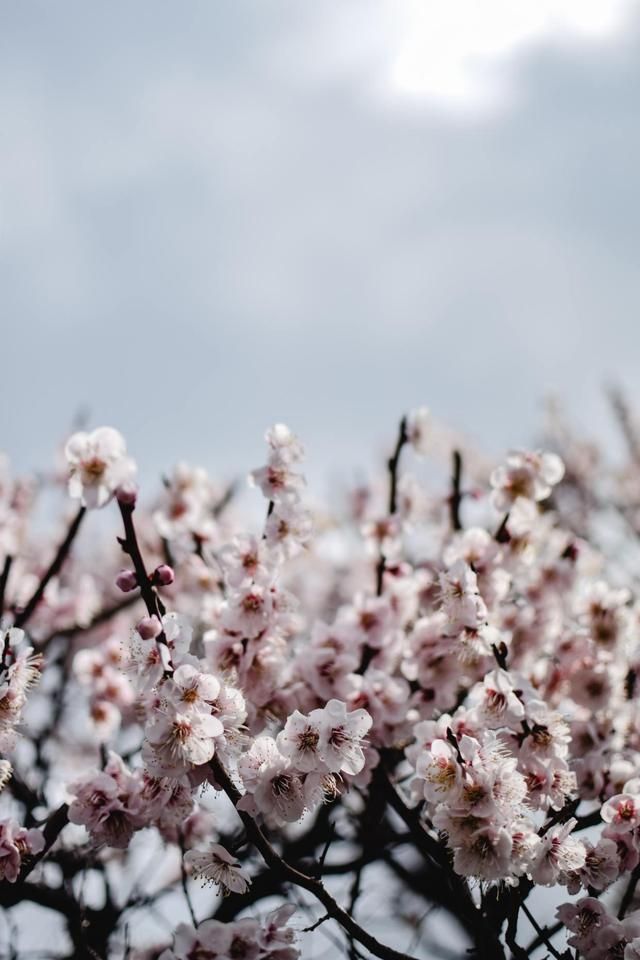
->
3 0 640 490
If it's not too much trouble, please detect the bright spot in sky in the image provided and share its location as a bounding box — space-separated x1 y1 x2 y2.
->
369 0 637 111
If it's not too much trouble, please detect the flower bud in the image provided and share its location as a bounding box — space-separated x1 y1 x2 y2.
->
153 564 175 587
116 482 138 507
116 569 138 593
137 616 162 640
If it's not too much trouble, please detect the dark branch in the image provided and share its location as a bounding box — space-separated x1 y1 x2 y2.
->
14 507 86 628
210 756 421 960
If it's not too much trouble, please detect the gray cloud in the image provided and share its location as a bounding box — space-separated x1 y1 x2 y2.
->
2 2 640 490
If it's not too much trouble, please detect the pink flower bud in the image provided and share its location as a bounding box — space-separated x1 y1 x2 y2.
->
116 569 138 593
153 564 175 586
116 482 138 506
137 616 162 640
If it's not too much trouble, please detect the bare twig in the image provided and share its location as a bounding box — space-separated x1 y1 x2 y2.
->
14 507 86 628
449 450 463 532
519 901 563 960
0 554 13 618
619 864 640 919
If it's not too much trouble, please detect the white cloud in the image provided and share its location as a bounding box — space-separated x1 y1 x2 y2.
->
294 0 639 113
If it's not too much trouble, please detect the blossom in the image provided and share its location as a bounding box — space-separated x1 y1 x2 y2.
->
219 535 273 588
67 753 145 849
0 819 44 882
490 449 564 512
238 736 306 824
453 824 513 881
466 669 525 728
314 699 373 776
163 663 221 715
160 911 299 960
276 710 324 773
528 819 586 886
264 499 313 558
65 426 136 508
185 843 251 894
265 423 304 465
415 738 463 803
602 793 640 833
556 898 608 951
438 560 488 634
143 708 224 777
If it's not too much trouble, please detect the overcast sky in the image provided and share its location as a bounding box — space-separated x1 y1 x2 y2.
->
3 1 640 493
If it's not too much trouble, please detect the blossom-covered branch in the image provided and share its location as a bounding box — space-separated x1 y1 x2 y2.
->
2 409 640 960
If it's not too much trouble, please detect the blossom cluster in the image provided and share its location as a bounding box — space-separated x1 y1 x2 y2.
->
158 905 299 960
3 410 640 959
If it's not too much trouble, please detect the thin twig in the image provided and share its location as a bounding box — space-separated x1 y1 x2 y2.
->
449 450 463 532
361 417 408 672
179 836 198 927
0 554 13 618
619 864 640 919
117 501 171 667
519 900 563 960
36 592 140 651
303 913 331 933
14 507 86 628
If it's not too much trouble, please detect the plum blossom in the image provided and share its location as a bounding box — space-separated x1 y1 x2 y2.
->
65 426 136 508
163 663 221 715
159 909 299 960
490 449 564 512
556 897 609 952
315 699 373 775
184 843 251 894
0 819 44 882
238 736 306 824
528 818 586 886
276 699 373 776
68 752 145 849
602 793 640 833
143 707 223 777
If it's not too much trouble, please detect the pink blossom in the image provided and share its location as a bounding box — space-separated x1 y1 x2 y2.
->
65 426 136 509
0 819 44 882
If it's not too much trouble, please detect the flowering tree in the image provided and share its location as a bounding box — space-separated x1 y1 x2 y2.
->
2 408 640 960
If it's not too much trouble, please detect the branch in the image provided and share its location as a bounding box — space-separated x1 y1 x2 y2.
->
0 554 13 617
377 768 507 959
117 501 171 665
14 507 86 628
449 450 463 532
36 592 140 651
619 864 640 919
210 756 420 960
361 417 408 672
519 901 564 960
0 802 69 892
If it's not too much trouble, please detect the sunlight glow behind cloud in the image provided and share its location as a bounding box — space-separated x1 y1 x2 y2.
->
370 0 637 111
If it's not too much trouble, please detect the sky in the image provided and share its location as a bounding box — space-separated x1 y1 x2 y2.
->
3 1 640 493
